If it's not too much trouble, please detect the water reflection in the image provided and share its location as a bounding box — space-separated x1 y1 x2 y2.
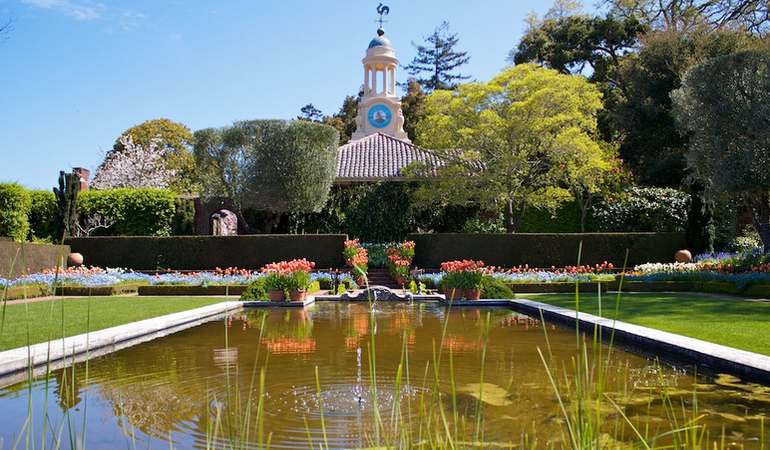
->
0 302 767 449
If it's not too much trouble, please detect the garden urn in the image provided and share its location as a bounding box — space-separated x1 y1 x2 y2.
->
674 250 693 263
67 252 84 267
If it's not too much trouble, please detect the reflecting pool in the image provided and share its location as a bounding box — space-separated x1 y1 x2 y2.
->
0 302 768 449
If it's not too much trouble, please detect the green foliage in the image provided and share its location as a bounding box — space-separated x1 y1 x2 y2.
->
112 118 197 193
673 49 770 251
592 187 689 232
414 64 608 232
480 276 514 299
404 21 471 91
519 202 583 233
27 190 56 242
322 94 359 144
0 183 31 242
171 197 196 236
240 278 268 301
79 189 176 236
262 272 312 292
195 120 339 216
400 79 428 142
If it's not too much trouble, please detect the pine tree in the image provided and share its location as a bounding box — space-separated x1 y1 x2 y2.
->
404 21 471 92
298 104 323 122
323 94 360 144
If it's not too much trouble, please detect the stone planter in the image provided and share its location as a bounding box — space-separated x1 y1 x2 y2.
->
463 288 482 301
289 289 307 302
67 252 84 267
268 290 285 302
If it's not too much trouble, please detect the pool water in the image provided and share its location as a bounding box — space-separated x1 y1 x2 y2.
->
0 302 768 449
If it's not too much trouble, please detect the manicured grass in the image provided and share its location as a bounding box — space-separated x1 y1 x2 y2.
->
532 292 770 356
0 296 225 351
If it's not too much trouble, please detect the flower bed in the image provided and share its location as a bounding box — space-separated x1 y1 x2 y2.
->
343 239 368 282
440 260 490 300
387 241 415 286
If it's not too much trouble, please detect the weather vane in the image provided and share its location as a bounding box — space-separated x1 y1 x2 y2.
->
376 3 390 28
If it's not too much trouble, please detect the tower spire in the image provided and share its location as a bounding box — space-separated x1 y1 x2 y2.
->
351 5 410 142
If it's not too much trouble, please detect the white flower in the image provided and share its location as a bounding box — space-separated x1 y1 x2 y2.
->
92 135 176 189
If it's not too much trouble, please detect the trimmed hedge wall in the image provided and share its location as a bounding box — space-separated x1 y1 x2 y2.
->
407 233 686 269
0 184 32 242
0 241 70 278
79 189 176 236
65 235 347 270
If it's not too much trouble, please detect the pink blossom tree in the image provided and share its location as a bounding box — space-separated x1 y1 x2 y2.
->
92 135 177 189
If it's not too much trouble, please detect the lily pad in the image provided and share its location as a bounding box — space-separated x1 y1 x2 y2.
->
457 383 513 407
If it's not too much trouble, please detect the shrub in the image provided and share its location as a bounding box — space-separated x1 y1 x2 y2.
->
592 187 689 232
240 278 268 301
480 276 514 299
28 190 57 242
79 188 176 236
440 260 488 290
0 183 32 242
386 241 416 281
171 197 196 236
261 259 315 292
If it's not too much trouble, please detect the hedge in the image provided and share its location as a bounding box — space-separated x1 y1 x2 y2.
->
0 184 32 242
28 190 57 242
407 233 686 269
65 234 348 270
0 241 70 278
79 188 176 236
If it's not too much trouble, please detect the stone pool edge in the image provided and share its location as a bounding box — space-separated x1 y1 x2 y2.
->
0 301 244 386
502 298 770 383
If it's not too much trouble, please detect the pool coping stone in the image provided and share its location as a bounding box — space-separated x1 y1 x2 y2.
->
0 301 244 386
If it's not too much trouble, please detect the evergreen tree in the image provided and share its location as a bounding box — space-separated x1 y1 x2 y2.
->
322 94 359 144
298 104 323 122
404 21 471 92
400 79 427 142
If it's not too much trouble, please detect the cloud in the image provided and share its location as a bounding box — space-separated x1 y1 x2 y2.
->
20 0 104 21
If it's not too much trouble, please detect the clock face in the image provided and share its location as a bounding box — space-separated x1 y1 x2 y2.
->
367 104 392 129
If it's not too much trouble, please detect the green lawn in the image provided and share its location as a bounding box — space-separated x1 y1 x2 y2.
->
531 293 770 356
0 297 226 351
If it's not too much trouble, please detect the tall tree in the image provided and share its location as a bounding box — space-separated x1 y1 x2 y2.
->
673 50 770 252
194 120 339 232
322 95 359 144
298 104 323 122
603 0 770 34
400 79 428 142
110 118 197 193
412 64 611 233
404 21 471 92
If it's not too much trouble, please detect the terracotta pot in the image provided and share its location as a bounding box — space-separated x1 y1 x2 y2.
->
67 252 84 267
268 290 285 302
675 249 693 263
289 289 307 302
356 276 366 287
443 287 460 300
345 259 354 268
395 276 407 286
463 288 481 301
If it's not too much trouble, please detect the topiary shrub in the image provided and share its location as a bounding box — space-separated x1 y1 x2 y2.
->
79 188 176 236
28 190 57 242
592 187 689 232
481 276 514 299
0 183 32 242
171 197 195 236
240 278 268 301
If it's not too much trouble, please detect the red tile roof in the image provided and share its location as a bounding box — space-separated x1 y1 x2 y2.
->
335 133 444 182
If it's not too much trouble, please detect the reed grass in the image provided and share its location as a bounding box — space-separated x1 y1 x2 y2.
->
0 251 764 449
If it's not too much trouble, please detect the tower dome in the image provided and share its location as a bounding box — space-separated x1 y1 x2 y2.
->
368 29 392 49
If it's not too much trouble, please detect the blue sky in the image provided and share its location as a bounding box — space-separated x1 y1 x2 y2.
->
0 0 567 189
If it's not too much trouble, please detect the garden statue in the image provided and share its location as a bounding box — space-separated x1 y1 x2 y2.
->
211 209 238 236
53 170 81 240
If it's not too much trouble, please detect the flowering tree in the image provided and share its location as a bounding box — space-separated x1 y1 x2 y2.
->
92 135 177 189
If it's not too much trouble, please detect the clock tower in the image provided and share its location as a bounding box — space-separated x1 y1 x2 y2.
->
351 27 410 142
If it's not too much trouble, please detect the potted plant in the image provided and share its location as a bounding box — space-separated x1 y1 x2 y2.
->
261 259 315 302
386 241 416 286
440 260 488 300
343 239 369 285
